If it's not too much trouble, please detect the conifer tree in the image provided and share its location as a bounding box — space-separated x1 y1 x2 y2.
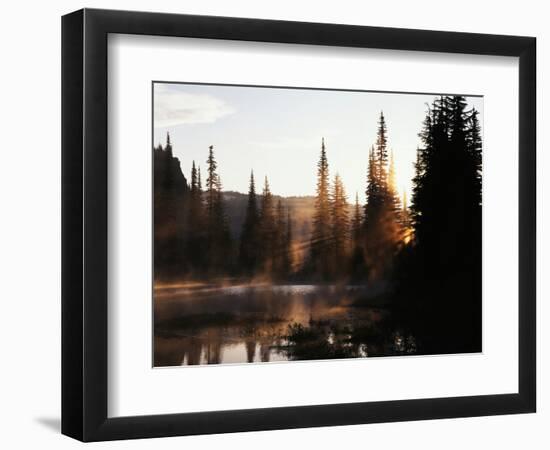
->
331 173 350 270
400 95 482 353
197 166 202 192
190 160 198 191
283 209 293 275
349 191 367 280
364 146 379 227
310 138 332 277
363 115 402 280
401 190 411 229
204 145 231 272
399 190 413 245
375 112 389 187
467 108 482 207
205 145 219 217
388 150 401 214
275 199 287 276
153 133 190 278
187 161 205 270
351 192 362 246
165 132 173 157
239 171 260 274
259 176 276 273
387 150 404 240
189 160 203 213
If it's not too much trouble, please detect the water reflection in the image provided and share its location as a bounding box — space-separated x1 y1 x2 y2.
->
154 284 416 366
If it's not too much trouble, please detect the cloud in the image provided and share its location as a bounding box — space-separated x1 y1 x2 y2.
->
154 86 235 127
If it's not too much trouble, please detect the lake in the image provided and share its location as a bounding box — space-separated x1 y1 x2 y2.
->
154 283 417 366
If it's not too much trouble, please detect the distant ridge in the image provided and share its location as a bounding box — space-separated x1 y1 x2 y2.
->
221 191 316 242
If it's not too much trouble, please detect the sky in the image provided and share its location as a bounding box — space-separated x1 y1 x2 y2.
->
153 82 483 201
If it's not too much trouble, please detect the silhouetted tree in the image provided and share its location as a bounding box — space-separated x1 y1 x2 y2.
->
396 95 482 354
239 171 261 275
310 138 332 278
388 150 402 218
467 108 483 207
283 209 293 275
190 160 198 192
331 173 350 275
259 176 277 273
351 192 362 247
375 112 389 187
363 114 402 280
401 190 412 236
153 132 189 279
364 146 380 229
165 132 173 157
245 338 256 363
197 166 202 192
205 145 219 217
350 192 367 280
274 199 287 276
204 145 232 272
187 160 206 271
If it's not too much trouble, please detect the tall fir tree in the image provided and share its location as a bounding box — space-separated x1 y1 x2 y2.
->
331 173 350 273
187 160 205 270
239 171 260 275
190 160 198 191
197 166 202 192
259 176 276 273
388 149 404 241
310 138 332 277
165 132 173 157
274 199 287 276
205 145 219 217
400 95 482 353
364 145 383 229
189 160 203 215
363 115 402 280
467 108 483 207
349 191 367 280
204 145 231 272
351 192 363 247
375 112 389 188
401 190 411 230
388 150 402 215
283 209 293 275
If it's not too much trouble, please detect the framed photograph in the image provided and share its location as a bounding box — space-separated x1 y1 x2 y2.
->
62 8 536 441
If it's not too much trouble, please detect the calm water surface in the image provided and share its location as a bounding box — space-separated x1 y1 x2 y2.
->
154 284 415 366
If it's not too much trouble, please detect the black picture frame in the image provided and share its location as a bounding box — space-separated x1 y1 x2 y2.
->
62 8 536 442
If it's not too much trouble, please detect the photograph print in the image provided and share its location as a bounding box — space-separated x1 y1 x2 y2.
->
153 82 483 367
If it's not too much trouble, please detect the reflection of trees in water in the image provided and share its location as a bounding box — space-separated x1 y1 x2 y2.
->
154 315 408 366
154 337 188 367
260 343 271 362
282 319 416 360
155 321 285 366
205 329 223 364
153 285 405 366
245 339 256 363
186 339 202 365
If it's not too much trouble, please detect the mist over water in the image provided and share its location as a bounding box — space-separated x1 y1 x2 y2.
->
154 283 416 366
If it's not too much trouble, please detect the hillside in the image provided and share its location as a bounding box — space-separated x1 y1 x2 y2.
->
222 191 315 244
